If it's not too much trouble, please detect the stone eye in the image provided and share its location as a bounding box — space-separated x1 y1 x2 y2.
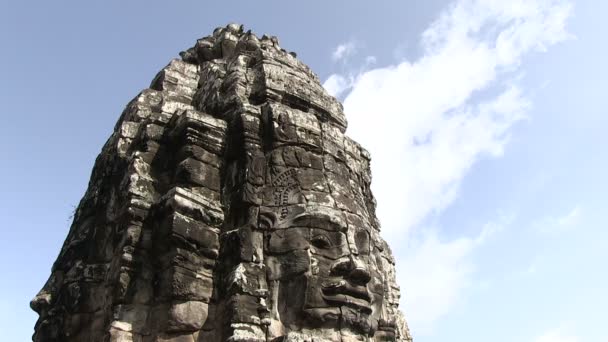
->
311 235 331 249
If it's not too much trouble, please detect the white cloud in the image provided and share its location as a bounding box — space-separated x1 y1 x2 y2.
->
534 329 580 342
323 74 353 98
331 40 358 62
323 0 573 334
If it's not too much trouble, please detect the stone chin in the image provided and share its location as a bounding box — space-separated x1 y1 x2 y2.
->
302 307 375 335
300 278 380 335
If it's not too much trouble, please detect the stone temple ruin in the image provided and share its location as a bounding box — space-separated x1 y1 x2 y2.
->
31 24 413 342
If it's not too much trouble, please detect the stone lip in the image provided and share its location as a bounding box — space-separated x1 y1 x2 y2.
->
31 23 413 342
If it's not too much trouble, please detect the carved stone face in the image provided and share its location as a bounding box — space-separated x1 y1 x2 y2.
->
31 26 413 342
264 204 385 335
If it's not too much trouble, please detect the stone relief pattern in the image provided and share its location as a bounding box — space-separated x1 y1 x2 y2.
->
32 24 413 342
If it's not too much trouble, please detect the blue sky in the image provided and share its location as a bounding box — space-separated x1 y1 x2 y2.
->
1 1 606 341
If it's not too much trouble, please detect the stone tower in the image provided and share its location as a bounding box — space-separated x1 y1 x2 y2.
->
31 24 413 342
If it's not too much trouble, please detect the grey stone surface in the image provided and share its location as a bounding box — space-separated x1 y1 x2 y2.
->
31 24 413 342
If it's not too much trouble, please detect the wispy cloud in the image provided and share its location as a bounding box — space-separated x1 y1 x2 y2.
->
534 205 582 234
398 230 475 333
534 329 580 342
399 215 511 334
556 206 582 227
324 0 573 334
525 260 539 275
331 40 358 62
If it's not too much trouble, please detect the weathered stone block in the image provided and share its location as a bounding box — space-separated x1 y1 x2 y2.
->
157 266 213 302
177 145 222 168
175 157 221 191
167 300 208 332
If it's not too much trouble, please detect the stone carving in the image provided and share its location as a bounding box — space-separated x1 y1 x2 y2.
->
31 23 413 342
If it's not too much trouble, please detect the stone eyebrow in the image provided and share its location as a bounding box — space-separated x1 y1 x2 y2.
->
291 212 346 231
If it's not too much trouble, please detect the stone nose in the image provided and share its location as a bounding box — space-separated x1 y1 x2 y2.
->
331 256 372 286
347 257 371 285
30 291 51 314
